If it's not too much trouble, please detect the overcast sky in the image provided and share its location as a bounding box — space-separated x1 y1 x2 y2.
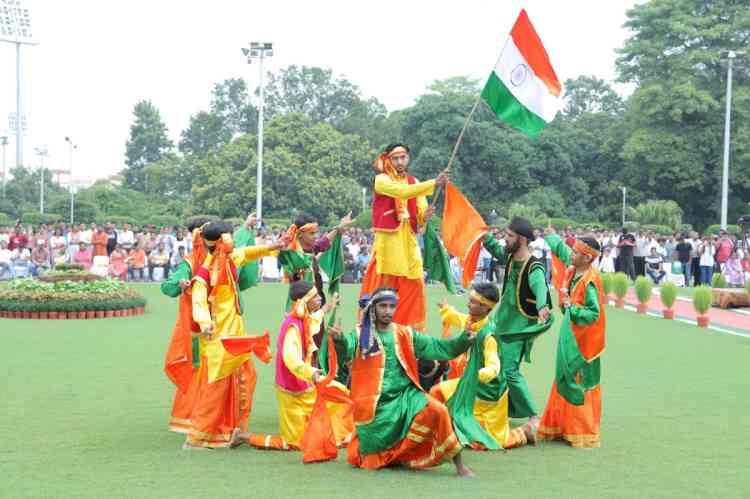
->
0 0 639 185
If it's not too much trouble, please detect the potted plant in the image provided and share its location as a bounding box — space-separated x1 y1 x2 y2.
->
634 276 652 314
104 300 115 318
20 302 30 319
48 301 59 320
95 305 105 319
660 281 678 319
86 301 96 320
29 302 40 320
601 273 613 305
711 273 727 289
39 301 49 320
612 272 630 309
77 302 87 320
57 301 69 320
693 285 713 328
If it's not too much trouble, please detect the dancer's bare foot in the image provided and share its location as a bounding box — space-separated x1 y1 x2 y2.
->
453 453 475 478
182 441 211 451
522 421 537 445
229 428 247 449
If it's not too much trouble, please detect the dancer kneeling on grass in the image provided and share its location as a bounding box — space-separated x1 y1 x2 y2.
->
231 280 353 450
331 287 475 477
430 283 535 451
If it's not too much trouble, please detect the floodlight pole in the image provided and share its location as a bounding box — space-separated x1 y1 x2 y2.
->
16 42 22 168
35 147 48 213
621 187 627 226
1 135 7 199
720 51 736 230
66 137 76 223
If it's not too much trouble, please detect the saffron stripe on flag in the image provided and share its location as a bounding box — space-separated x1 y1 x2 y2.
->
510 9 562 97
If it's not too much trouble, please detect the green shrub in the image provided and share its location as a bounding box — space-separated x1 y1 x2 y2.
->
704 224 742 236
353 211 372 229
0 212 13 226
711 273 727 289
54 263 85 272
660 281 678 309
21 212 63 225
547 218 579 230
612 273 630 299
634 276 653 303
692 285 713 315
600 273 613 296
640 224 674 236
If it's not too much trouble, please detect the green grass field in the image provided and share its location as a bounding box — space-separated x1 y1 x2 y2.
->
3 283 749 498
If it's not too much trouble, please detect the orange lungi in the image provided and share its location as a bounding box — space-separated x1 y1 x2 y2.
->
185 357 257 448
360 258 426 331
538 382 601 448
168 368 201 434
347 396 461 470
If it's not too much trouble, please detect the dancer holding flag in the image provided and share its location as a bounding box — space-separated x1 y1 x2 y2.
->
231 280 353 451
331 288 475 476
538 228 606 448
184 222 285 449
360 144 449 330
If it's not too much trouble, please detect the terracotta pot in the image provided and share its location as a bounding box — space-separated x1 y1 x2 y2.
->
22 311 30 319
49 311 59 320
95 310 105 319
78 311 87 319
86 311 96 319
663 309 674 320
59 312 68 320
636 303 648 314
138 307 145 315
697 315 709 328
30 312 39 319
114 310 122 317
0 311 6 318
615 297 625 309
13 311 21 318
40 311 49 319
105 310 114 318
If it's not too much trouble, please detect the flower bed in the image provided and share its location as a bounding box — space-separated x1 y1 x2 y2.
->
0 278 147 320
39 269 104 283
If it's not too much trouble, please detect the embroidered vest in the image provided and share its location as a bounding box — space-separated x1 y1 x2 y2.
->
275 316 314 393
372 175 419 234
349 324 422 425
565 266 606 361
502 255 551 319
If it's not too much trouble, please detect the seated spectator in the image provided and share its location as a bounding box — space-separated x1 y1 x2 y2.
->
8 226 28 252
117 223 135 251
31 241 50 277
645 247 666 285
49 229 67 257
52 245 69 268
127 244 147 281
742 253 750 282
108 244 129 280
0 240 14 279
723 250 746 287
171 245 186 269
12 247 32 278
73 242 93 270
148 242 171 281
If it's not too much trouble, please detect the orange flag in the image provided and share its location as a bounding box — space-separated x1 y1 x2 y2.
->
300 332 352 463
550 254 568 304
442 182 489 289
221 330 273 364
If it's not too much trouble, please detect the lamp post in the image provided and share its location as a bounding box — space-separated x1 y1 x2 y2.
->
620 186 627 227
65 137 77 223
34 146 48 213
719 50 745 229
242 42 273 223
0 135 8 199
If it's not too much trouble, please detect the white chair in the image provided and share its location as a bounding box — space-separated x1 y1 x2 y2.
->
151 266 165 281
261 256 280 282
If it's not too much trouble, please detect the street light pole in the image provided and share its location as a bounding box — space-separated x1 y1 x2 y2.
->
0 135 8 199
720 50 739 230
242 42 273 223
35 146 48 213
65 137 77 224
621 186 627 227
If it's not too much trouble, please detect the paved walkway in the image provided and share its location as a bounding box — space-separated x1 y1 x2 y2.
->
619 288 749 335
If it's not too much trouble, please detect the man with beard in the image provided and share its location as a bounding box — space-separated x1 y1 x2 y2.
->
360 143 449 330
481 216 553 434
331 287 475 476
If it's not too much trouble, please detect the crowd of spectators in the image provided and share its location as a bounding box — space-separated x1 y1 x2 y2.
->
1 219 749 291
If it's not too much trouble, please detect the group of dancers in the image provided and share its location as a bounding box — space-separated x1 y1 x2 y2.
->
160 143 607 477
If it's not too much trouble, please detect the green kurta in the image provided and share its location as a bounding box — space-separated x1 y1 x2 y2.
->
483 233 552 418
335 327 471 455
545 234 601 405
233 226 260 290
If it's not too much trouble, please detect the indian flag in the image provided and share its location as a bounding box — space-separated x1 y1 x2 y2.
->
481 9 562 137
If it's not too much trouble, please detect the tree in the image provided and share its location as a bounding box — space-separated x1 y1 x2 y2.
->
209 78 257 137
562 75 624 118
616 0 750 228
123 100 174 191
179 111 230 158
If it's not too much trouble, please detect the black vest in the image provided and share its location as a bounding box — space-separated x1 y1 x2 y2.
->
502 255 551 319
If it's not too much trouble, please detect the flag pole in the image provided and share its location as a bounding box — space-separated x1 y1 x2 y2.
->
430 95 483 208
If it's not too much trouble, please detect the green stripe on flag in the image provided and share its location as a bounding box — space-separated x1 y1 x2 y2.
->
481 71 547 138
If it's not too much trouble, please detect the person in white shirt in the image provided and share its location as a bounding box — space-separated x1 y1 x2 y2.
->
347 240 361 259
645 247 666 284
698 238 716 285
0 241 14 278
80 222 95 246
635 233 650 276
597 246 616 273
117 223 135 250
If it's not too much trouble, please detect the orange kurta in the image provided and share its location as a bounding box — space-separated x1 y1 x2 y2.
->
91 232 108 257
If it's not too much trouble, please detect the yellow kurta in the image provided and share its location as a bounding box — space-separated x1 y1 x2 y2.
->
192 245 273 382
373 174 435 279
277 312 351 447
